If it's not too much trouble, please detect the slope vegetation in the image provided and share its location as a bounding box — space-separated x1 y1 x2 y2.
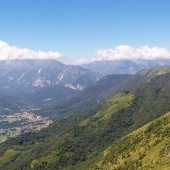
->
0 72 169 170
88 112 170 170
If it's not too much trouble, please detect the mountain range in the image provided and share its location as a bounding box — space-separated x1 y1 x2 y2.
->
36 66 170 119
0 59 101 90
81 59 170 75
0 59 169 118
0 59 101 108
0 66 169 170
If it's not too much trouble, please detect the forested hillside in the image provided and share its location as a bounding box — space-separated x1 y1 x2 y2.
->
0 71 169 170
87 112 170 170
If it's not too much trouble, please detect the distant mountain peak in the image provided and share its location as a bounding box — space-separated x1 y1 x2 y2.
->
81 59 170 75
0 59 102 90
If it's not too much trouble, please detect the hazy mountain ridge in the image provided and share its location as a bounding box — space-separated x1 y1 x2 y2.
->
81 59 170 75
0 59 101 108
0 59 102 90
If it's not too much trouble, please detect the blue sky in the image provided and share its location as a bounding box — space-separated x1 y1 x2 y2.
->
0 0 170 63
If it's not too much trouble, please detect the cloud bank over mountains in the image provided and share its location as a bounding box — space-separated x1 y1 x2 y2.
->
77 45 170 64
1 40 170 64
0 40 63 60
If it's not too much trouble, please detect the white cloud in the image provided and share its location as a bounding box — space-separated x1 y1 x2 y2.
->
76 45 170 64
0 40 63 60
2 41 170 64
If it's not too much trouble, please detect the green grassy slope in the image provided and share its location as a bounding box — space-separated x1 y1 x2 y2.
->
0 72 169 170
87 112 170 170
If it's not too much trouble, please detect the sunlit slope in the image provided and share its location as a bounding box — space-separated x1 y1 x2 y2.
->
88 112 170 170
138 66 170 78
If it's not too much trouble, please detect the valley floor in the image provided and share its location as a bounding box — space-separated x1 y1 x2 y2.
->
0 111 53 143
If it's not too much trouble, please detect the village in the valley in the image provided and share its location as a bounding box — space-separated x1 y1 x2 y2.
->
0 111 53 143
